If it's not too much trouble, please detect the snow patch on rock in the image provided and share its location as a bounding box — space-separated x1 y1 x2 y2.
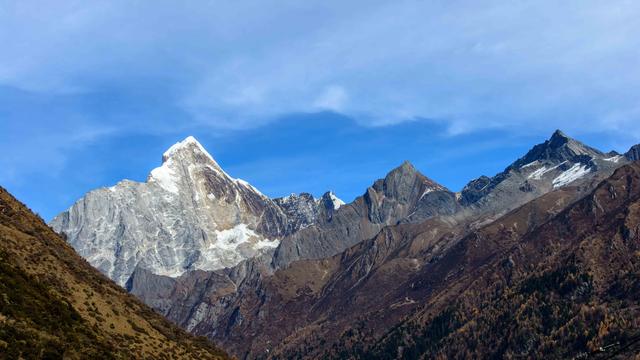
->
418 188 436 201
552 163 591 188
149 160 180 194
528 161 568 180
604 155 623 163
520 160 539 169
328 192 345 210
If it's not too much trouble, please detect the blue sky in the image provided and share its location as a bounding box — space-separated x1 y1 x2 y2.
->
1 0 640 220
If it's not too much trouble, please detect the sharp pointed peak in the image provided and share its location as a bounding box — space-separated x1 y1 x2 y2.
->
400 160 414 168
321 191 345 210
161 136 218 164
163 135 205 156
380 161 447 192
321 190 341 199
550 129 569 139
147 136 229 193
388 160 417 174
547 129 575 147
508 130 605 170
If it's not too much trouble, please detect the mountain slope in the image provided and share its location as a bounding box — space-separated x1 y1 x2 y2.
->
0 186 229 359
249 163 640 359
334 162 640 359
127 132 639 359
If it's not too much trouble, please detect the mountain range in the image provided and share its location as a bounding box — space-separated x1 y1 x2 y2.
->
47 130 640 359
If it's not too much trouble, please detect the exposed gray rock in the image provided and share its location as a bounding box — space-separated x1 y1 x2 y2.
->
271 161 460 268
626 144 640 161
125 266 178 314
459 129 629 216
273 191 344 234
50 136 290 286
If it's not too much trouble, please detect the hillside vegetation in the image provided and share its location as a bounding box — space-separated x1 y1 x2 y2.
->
0 186 230 359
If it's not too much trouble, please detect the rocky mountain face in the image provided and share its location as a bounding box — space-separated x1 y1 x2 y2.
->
50 137 460 286
51 137 313 286
627 144 640 161
273 191 344 234
459 130 628 216
0 186 229 359
271 161 460 268
53 130 640 359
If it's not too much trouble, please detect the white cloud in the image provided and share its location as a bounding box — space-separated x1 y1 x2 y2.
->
1 0 640 138
0 120 116 184
313 85 348 111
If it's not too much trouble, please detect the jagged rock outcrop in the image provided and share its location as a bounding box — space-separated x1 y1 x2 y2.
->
271 161 460 268
273 191 344 234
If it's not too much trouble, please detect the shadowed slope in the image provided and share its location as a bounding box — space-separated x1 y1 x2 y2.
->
323 163 640 359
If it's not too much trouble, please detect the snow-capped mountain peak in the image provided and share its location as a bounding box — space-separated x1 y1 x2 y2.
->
148 136 266 199
148 136 223 194
159 136 226 173
162 136 215 162
51 136 289 286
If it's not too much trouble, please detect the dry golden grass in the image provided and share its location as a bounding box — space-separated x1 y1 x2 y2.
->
0 186 231 359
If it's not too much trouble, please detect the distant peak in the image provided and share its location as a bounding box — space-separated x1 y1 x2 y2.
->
379 161 447 194
509 130 604 170
321 191 345 210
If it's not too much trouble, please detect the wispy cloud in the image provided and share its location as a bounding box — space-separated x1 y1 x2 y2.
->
313 86 348 112
2 0 640 190
2 0 639 134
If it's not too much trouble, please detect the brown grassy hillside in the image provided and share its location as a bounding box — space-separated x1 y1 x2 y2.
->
0 186 230 359
325 163 640 359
